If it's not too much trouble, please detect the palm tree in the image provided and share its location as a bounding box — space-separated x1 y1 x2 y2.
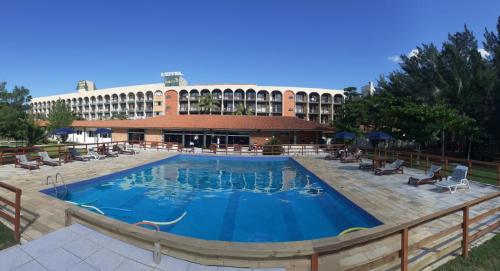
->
233 104 254 115
198 94 219 114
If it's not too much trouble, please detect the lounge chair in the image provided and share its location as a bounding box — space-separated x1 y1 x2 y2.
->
435 165 470 193
325 149 342 160
340 150 362 163
88 148 103 160
113 144 135 155
374 159 404 175
15 154 40 170
38 152 61 166
358 159 374 170
69 148 91 161
408 164 442 186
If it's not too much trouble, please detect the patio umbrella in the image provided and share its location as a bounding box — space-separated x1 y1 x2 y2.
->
367 131 394 141
95 128 112 134
51 127 75 135
94 128 112 143
334 131 356 140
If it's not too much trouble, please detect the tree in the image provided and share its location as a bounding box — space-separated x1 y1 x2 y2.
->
233 104 254 115
198 94 219 114
47 99 75 142
343 86 360 100
0 82 32 141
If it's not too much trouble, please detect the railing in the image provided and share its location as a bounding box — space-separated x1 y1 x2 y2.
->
0 182 22 242
311 191 500 271
362 148 500 186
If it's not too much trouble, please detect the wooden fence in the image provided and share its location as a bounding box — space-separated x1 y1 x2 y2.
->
312 191 500 271
0 182 22 242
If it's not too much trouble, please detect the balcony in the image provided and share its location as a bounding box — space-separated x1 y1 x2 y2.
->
309 108 319 114
295 97 306 103
97 101 103 105
246 95 256 101
119 100 126 104
190 96 199 101
321 99 332 104
179 96 188 101
190 106 200 112
137 98 144 103
309 98 319 104
111 100 118 104
128 99 135 104
179 107 188 112
223 107 233 112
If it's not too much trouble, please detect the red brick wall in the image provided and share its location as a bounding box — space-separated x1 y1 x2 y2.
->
164 90 178 116
283 90 295 117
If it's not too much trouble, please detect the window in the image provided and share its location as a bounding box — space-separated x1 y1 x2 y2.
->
76 130 82 135
88 131 95 137
156 101 162 106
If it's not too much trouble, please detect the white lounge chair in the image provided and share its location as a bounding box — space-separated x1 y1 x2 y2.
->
88 148 102 160
15 154 40 170
435 165 470 193
38 151 61 166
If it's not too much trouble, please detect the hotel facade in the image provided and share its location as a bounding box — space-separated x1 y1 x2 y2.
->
31 73 343 146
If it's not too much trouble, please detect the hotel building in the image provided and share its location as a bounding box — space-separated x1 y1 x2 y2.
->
31 73 343 146
30 73 345 124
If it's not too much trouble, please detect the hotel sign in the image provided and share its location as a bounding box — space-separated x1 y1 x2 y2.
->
161 71 184 86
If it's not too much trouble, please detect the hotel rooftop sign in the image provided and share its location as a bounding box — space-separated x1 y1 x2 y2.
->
161 71 188 87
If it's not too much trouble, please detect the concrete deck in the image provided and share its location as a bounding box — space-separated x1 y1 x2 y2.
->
0 151 498 270
0 223 284 271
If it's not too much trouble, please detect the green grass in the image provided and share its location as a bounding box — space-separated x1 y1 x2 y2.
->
0 223 16 250
435 234 500 271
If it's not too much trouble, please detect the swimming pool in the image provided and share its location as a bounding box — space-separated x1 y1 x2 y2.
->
42 155 382 242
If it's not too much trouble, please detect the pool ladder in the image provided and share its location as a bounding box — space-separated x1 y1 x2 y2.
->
46 173 68 198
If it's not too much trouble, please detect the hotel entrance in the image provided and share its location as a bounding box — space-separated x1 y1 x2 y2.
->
128 129 145 143
163 130 250 148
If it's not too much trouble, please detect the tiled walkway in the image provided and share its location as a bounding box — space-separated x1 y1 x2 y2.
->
0 223 284 271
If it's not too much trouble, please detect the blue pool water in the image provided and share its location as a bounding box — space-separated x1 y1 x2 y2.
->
42 155 382 242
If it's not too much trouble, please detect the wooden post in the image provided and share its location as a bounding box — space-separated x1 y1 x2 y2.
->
462 206 469 257
311 253 319 271
467 160 472 180
401 228 409 271
14 189 21 242
497 165 500 187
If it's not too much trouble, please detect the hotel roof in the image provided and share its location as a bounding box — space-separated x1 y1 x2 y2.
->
71 115 333 131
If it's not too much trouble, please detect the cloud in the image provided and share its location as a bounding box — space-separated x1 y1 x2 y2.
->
387 48 419 63
407 49 419 58
478 48 490 59
387 55 402 63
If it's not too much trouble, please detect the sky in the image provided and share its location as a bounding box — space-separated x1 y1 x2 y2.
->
1 0 499 98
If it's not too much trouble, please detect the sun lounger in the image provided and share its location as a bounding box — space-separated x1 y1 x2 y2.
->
38 151 61 166
435 165 470 193
113 144 136 155
340 150 362 163
358 159 373 170
69 148 91 161
88 148 103 160
374 159 404 175
408 164 442 186
15 154 40 170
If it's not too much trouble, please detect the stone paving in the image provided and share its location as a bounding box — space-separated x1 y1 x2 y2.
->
0 150 498 271
0 223 284 271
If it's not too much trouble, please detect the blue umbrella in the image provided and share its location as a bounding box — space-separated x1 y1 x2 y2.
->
95 128 112 134
334 131 356 140
367 131 394 140
51 127 75 135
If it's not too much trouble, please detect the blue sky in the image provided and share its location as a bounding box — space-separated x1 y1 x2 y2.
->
1 0 499 97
